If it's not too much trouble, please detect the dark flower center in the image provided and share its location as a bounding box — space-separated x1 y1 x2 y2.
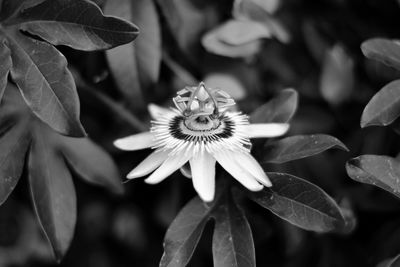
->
169 115 234 142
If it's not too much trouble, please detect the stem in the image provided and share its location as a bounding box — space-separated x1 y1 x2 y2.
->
162 51 198 85
72 69 147 132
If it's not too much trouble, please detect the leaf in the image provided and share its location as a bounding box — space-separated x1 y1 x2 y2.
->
361 79 400 127
209 19 272 46
155 0 217 59
105 0 161 109
212 193 255 267
0 42 11 102
7 27 85 137
250 88 298 123
233 0 290 43
202 29 262 58
0 0 45 21
236 0 280 14
377 255 400 267
320 44 354 106
249 172 345 232
263 134 348 163
202 19 270 58
0 0 139 136
361 38 400 71
160 196 212 267
0 90 30 205
29 123 77 262
346 155 400 198
302 21 329 64
60 137 123 194
0 84 122 260
204 72 247 100
387 254 400 267
160 182 254 267
11 0 139 50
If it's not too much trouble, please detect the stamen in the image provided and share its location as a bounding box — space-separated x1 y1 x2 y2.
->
149 83 253 157
172 82 235 119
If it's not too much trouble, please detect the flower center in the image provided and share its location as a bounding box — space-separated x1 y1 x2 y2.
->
168 115 234 142
173 82 235 119
184 115 220 131
151 83 251 154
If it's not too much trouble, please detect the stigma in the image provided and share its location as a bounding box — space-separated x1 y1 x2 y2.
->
173 82 235 130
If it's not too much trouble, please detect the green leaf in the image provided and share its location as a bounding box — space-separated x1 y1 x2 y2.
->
361 38 400 71
250 88 298 123
60 137 123 194
7 27 85 137
249 172 345 232
346 155 400 198
0 42 11 102
263 134 348 163
361 80 400 127
29 123 77 262
11 0 139 50
160 196 212 267
212 193 255 267
105 0 161 109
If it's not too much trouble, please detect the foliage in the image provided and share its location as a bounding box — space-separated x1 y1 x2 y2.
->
0 0 138 136
0 0 135 262
1 0 400 267
346 36 400 265
160 89 348 267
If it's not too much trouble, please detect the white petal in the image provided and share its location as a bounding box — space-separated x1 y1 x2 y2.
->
127 150 169 179
148 104 173 119
213 150 263 191
180 163 192 179
145 152 191 184
244 123 289 138
114 132 155 151
232 151 272 187
189 152 216 202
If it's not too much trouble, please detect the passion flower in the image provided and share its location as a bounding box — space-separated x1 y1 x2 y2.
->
114 82 289 201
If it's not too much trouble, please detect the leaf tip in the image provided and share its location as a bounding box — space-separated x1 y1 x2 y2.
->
337 140 350 152
360 111 370 128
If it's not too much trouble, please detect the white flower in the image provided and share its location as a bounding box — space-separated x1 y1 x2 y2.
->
114 82 289 202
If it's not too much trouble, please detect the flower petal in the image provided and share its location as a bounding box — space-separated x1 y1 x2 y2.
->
189 152 216 202
148 104 173 119
243 123 289 138
213 150 263 191
145 152 191 184
180 163 192 179
114 132 155 151
232 151 272 187
127 150 170 179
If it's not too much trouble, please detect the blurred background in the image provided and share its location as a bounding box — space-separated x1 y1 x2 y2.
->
3 0 400 266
